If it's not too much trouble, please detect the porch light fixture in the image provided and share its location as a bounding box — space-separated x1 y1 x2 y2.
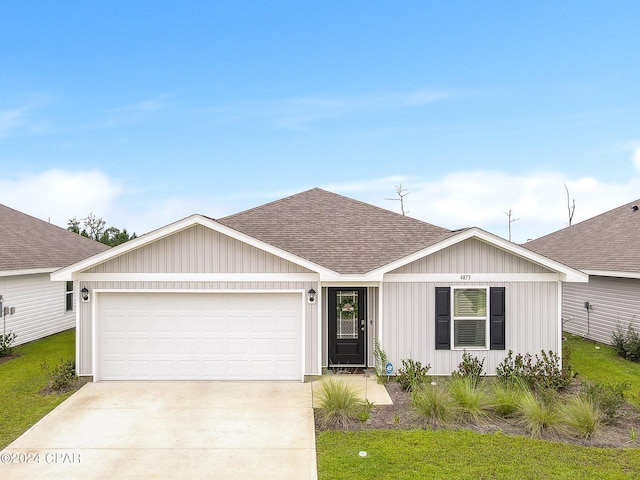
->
81 287 90 303
307 288 317 304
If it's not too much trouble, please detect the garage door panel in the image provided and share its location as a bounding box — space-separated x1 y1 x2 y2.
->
97 292 302 380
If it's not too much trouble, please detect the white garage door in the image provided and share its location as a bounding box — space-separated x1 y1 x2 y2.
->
96 292 303 381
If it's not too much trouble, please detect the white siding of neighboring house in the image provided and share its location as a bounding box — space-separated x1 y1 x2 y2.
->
563 275 640 346
75 225 320 377
381 238 560 375
0 273 74 346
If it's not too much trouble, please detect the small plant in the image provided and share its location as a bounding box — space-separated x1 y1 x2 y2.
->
0 331 17 356
491 380 528 418
562 395 602 439
41 358 78 392
581 380 629 424
517 389 564 437
534 350 574 390
496 350 536 387
397 358 431 391
412 383 456 425
373 339 389 382
629 427 637 443
452 351 485 388
448 376 491 423
314 378 369 428
611 323 640 362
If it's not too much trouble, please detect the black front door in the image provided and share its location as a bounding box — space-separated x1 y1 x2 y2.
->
328 287 366 366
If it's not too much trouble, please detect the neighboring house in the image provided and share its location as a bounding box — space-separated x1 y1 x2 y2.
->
0 204 110 346
526 199 640 346
51 188 586 381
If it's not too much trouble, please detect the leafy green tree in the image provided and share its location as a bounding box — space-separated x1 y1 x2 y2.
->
68 214 136 246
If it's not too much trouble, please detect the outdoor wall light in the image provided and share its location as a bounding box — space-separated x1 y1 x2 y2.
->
307 288 317 304
81 287 90 303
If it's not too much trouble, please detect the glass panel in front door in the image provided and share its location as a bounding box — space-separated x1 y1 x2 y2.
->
336 290 358 339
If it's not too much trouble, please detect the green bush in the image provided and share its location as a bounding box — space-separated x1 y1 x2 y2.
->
397 358 431 391
491 380 528 418
448 376 491 423
412 383 456 425
581 380 629 424
611 323 640 362
314 378 370 428
562 395 602 439
496 349 573 391
452 351 485 388
517 389 564 437
41 358 78 392
0 331 17 356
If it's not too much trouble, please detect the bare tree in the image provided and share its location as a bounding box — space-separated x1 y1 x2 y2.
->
565 182 576 226
385 184 410 216
81 213 107 241
504 209 519 242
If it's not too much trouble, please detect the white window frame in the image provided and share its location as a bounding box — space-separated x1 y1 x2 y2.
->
451 286 489 350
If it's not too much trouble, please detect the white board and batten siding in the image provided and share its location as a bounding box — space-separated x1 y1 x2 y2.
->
76 225 320 379
381 238 561 375
563 275 640 346
0 273 74 346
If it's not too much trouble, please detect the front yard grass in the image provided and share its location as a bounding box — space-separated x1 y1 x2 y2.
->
0 329 78 449
317 429 640 480
317 333 640 479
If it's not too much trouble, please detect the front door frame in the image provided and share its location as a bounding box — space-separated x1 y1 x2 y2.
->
327 287 367 367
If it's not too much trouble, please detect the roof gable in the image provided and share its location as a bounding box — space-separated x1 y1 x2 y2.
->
218 188 454 274
0 204 110 272
526 199 640 274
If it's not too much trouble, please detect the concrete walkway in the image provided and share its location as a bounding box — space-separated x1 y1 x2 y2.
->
1 382 317 480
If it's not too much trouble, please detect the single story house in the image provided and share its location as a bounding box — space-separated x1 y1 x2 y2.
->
0 204 109 346
526 199 640 346
52 188 586 381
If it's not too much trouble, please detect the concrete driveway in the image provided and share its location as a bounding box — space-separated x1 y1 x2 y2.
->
1 382 317 479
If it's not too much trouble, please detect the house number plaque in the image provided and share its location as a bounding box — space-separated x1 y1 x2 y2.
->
460 275 471 280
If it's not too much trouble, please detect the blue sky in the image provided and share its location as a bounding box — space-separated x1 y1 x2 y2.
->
1 1 639 244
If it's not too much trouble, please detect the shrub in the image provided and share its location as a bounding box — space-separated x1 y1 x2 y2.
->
497 349 573 391
397 358 431 391
41 358 78 392
0 331 17 356
452 351 485 388
562 395 602 439
581 380 629 424
448 376 491 423
412 383 456 425
517 389 564 436
373 339 389 382
314 378 369 428
491 380 528 418
611 323 640 362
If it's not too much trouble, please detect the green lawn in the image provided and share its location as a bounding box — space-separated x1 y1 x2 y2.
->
317 429 640 480
317 333 640 479
0 329 78 449
566 333 640 405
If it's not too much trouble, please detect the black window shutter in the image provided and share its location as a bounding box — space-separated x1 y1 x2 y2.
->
435 287 451 350
490 287 506 350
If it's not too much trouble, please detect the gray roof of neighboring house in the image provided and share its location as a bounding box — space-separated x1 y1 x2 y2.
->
0 204 110 272
217 188 455 274
525 198 640 274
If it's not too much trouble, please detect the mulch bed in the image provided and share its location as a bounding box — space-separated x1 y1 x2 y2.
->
315 380 640 449
0 353 21 365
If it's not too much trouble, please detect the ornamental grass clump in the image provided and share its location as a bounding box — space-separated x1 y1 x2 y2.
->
517 389 564 437
448 376 492 423
314 378 369 429
491 379 528 418
562 395 602 439
412 383 456 425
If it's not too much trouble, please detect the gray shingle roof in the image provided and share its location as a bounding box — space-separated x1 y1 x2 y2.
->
217 188 454 274
0 204 110 272
525 199 640 274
